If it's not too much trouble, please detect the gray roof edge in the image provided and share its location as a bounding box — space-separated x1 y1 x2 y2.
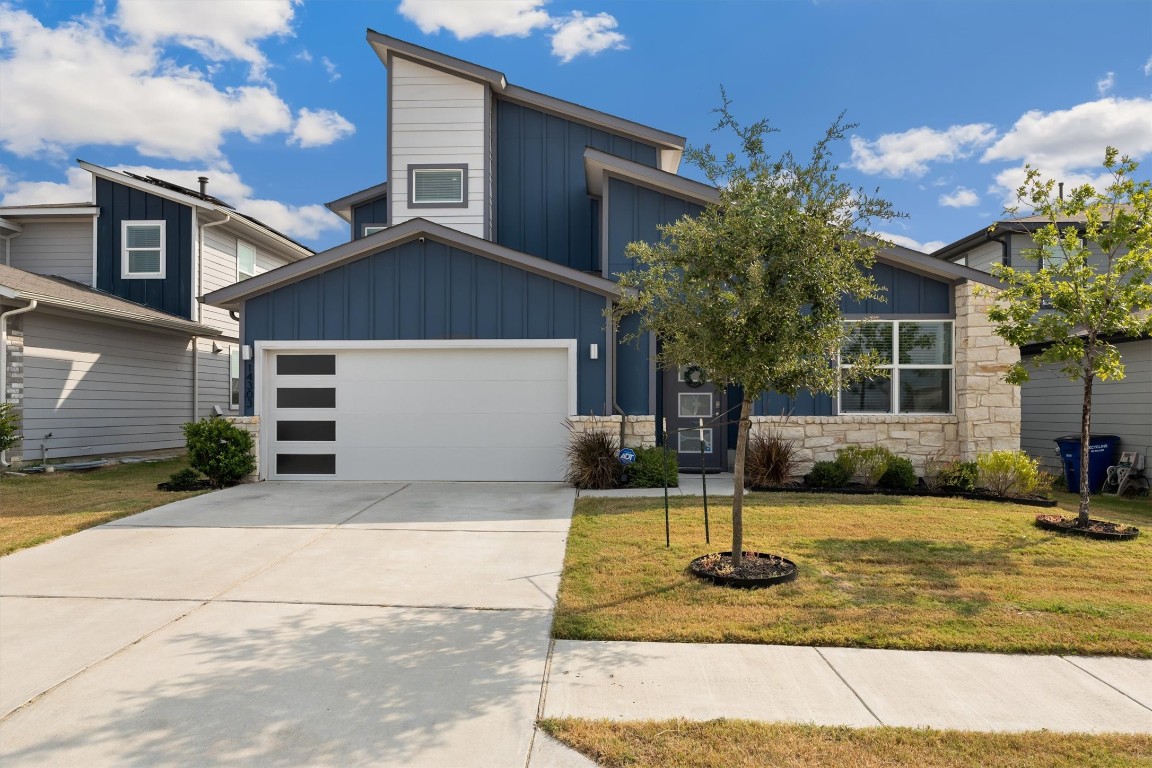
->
584 148 718 204
0 282 219 336
878 242 1003 288
366 31 507 88
324 181 389 216
501 86 685 150
205 219 620 309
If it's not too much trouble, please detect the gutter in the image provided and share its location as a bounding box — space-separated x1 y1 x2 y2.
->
1 299 38 467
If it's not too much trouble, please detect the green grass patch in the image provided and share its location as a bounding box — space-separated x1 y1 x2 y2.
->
539 718 1152 768
552 491 1152 656
1 458 209 555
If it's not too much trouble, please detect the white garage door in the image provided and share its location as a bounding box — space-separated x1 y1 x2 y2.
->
262 342 575 481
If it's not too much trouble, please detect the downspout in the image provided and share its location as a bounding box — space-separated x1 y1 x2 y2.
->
1 299 38 467
194 212 232 421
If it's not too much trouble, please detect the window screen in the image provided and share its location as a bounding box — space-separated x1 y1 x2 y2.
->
412 168 464 204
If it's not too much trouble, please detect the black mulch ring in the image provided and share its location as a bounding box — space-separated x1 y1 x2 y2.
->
157 480 216 492
1035 514 1140 541
689 551 798 589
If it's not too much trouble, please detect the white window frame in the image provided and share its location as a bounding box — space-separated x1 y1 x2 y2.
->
837 320 955 416
121 220 165 279
229 346 241 410
237 240 256 281
362 224 388 237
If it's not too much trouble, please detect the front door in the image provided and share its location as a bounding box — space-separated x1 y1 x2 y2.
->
663 364 726 472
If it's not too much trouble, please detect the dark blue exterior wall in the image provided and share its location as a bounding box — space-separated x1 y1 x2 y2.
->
351 196 388 239
606 177 703 279
95 178 193 318
841 262 951 315
495 98 659 272
241 239 609 415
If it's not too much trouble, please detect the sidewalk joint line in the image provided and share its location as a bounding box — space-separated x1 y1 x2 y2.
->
814 648 885 726
1060 656 1152 713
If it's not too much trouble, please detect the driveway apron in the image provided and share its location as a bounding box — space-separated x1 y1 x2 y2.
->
0 481 575 767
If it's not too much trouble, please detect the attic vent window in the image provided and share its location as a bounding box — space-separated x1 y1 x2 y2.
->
409 165 467 207
122 221 165 279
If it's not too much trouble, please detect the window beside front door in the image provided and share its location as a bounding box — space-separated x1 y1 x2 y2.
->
838 320 954 415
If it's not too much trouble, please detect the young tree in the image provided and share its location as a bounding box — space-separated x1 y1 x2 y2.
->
986 148 1152 525
613 97 899 567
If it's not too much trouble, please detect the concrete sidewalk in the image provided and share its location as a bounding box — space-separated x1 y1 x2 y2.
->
543 640 1152 734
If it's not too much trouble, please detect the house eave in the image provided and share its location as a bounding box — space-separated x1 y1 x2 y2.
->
324 181 389 224
1 288 220 336
583 148 718 205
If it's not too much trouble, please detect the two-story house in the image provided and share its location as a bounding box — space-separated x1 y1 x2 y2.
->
0 162 312 466
933 216 1151 473
204 33 1020 482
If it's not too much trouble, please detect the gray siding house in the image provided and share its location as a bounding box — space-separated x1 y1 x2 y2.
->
0 165 312 464
204 33 1020 483
932 218 1151 472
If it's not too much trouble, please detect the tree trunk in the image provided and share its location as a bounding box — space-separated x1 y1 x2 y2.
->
1078 371 1094 526
731 395 753 568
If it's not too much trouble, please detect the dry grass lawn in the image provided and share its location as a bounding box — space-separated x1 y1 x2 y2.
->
1 458 208 555
552 491 1152 656
539 718 1152 768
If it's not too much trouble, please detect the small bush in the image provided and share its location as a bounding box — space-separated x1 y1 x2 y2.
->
0 402 20 454
627 446 679 488
931 460 978 493
166 467 204 490
183 418 256 489
835 445 893 486
878 456 917 490
745 429 798 489
564 427 620 489
977 450 1043 497
806 460 851 488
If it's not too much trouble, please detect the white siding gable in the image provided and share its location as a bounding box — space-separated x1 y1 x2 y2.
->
389 56 487 238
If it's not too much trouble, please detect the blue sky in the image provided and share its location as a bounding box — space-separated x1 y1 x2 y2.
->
2 0 1150 253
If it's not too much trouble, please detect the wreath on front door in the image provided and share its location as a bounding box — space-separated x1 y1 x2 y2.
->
683 365 706 388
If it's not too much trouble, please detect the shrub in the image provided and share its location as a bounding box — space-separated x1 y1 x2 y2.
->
976 450 1043 497
878 456 917 491
835 445 893 486
931 460 978 493
166 467 204 490
564 427 620 489
744 429 798 489
627 446 679 488
0 402 20 454
183 418 256 489
806 460 851 488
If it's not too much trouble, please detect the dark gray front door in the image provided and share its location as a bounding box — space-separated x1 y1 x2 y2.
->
664 365 726 472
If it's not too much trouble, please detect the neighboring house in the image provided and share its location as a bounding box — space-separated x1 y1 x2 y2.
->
933 217 1151 472
0 163 312 465
204 32 1020 482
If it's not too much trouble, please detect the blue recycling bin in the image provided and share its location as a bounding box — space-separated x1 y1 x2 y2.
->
1055 435 1121 493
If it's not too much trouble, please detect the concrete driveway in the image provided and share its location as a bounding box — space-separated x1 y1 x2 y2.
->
0 481 577 767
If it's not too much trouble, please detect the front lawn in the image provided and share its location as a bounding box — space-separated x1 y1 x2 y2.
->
552 492 1152 656
540 718 1152 768
0 458 209 555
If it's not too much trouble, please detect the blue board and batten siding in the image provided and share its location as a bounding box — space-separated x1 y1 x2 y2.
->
240 239 609 415
352 196 389 239
94 178 193 318
495 98 658 272
754 264 954 417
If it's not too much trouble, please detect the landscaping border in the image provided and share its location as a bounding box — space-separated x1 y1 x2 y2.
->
746 484 1058 507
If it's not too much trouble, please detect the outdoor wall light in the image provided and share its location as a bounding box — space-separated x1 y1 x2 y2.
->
589 343 599 360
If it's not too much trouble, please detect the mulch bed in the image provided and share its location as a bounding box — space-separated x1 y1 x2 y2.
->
689 551 798 588
747 483 1058 507
157 480 215 492
1035 514 1140 541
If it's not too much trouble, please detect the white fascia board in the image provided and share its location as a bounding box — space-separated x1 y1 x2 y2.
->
79 161 213 209
0 207 99 217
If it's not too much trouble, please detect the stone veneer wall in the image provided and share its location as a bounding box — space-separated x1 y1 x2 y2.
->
567 415 656 449
749 281 1020 475
3 314 24 464
223 415 261 481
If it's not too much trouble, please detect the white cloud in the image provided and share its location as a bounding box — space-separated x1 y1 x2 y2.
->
1096 71 1115 96
0 167 91 205
849 124 997 178
113 164 345 241
981 98 1152 174
295 49 313 63
1144 55 1152 76
397 0 551 39
550 12 627 62
116 0 295 81
939 187 980 208
396 0 627 62
289 109 356 148
873 232 947 254
321 56 340 82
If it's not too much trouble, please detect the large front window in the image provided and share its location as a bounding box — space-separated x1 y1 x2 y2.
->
839 320 953 414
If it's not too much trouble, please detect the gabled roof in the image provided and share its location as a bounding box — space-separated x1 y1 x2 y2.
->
930 208 1130 263
204 218 622 310
583 148 718 206
365 31 685 170
877 241 1003 287
324 181 389 224
78 161 314 261
0 265 220 336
